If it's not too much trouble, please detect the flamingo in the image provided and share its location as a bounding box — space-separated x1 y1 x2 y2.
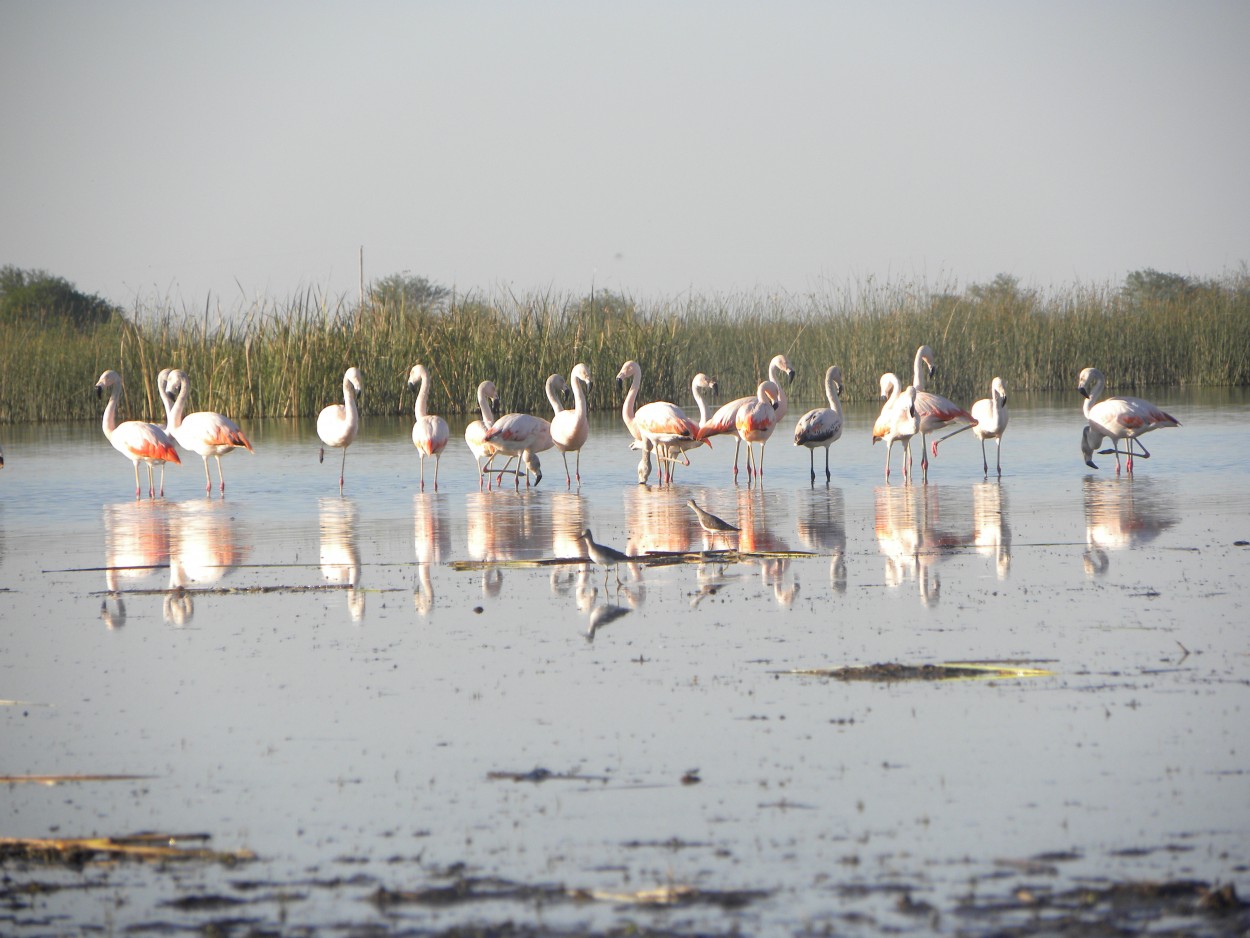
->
162 369 255 495
1078 367 1179 473
616 360 705 484
872 374 919 481
94 370 181 498
910 345 976 481
661 372 719 480
551 363 593 486
934 376 1008 476
483 388 554 488
407 364 450 491
317 367 363 493
736 380 782 480
793 364 845 483
697 354 796 478
465 380 506 486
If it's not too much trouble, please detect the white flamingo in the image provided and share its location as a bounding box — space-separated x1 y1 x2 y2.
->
934 376 1008 476
910 345 976 481
317 367 363 493
407 364 450 491
793 364 845 483
483 383 554 488
465 379 505 486
551 363 593 486
1078 367 1179 473
95 369 181 498
616 360 704 484
872 374 919 481
163 369 254 494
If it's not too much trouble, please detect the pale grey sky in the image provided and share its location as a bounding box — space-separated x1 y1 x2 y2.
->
2 1 1247 308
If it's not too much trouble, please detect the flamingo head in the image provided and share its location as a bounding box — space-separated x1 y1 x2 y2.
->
406 364 428 392
693 373 719 400
772 354 797 384
571 363 593 395
878 372 899 402
1077 367 1102 401
94 370 120 399
345 367 363 395
827 365 844 398
991 376 1007 405
917 345 936 380
1080 425 1101 468
615 360 640 394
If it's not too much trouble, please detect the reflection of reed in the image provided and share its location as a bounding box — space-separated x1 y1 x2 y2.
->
1082 477 1177 576
319 497 364 622
874 486 972 606
796 489 847 595
972 482 1011 580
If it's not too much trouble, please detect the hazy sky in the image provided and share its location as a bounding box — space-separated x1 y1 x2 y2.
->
2 1 1247 308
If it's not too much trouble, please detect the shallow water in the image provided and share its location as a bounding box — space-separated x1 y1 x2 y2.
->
1 388 1248 935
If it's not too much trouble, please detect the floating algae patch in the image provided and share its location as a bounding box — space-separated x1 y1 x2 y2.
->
0 833 255 866
785 661 1056 682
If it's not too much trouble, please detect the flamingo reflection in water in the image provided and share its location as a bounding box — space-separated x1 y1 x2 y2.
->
874 485 974 606
796 489 847 595
413 492 452 615
319 497 364 622
972 481 1012 580
624 485 699 555
102 501 175 627
735 488 797 606
165 499 250 625
1082 477 1178 576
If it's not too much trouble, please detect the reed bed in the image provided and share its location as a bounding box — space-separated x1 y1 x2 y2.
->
1 275 1247 425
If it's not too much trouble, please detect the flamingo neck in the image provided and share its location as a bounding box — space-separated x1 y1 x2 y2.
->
101 384 120 437
571 375 589 418
546 375 565 414
826 376 843 416
693 385 712 424
767 361 789 411
169 380 188 430
342 377 360 424
913 349 928 391
621 371 640 439
413 373 430 419
478 389 496 428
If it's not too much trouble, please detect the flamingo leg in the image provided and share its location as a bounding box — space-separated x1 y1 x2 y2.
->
575 451 581 484
433 453 441 491
133 461 142 499
339 446 348 492
824 446 831 483
995 439 1002 477
203 457 213 494
980 439 989 477
562 452 572 487
809 449 816 484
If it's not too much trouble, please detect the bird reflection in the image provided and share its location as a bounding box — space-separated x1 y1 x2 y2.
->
796 488 847 595
624 485 698 554
465 491 550 563
972 481 1012 580
735 489 796 606
319 497 364 622
874 485 972 606
1082 477 1178 576
551 492 589 560
102 501 174 627
165 499 250 625
413 493 451 615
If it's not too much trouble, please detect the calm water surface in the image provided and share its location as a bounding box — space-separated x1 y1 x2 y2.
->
1 388 1248 935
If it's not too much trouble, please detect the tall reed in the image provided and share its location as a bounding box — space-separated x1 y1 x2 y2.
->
2 274 1247 424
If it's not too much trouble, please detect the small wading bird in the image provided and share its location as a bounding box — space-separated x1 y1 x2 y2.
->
616 360 705 484
550 363 593 486
687 499 740 538
578 528 633 585
872 377 919 481
697 354 796 478
162 369 255 494
318 367 363 493
794 364 845 483
407 364 450 491
909 345 976 482
736 380 783 479
1078 366 1179 473
95 369 181 498
934 376 1008 477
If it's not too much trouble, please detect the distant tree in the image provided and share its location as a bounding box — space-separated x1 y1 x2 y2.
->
966 273 1034 306
368 273 449 310
0 265 118 327
1122 268 1196 306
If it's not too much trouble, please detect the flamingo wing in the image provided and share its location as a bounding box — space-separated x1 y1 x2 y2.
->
914 391 975 433
697 395 752 439
180 412 254 454
636 402 698 443
795 408 841 446
115 422 181 464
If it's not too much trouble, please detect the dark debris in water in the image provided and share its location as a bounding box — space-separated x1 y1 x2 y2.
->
486 767 609 784
785 661 1055 681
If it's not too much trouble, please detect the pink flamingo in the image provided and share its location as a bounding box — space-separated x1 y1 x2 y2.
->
934 376 1008 476
616 360 705 484
1079 367 1179 473
872 374 919 481
317 367 363 493
794 365 844 483
95 369 181 498
697 354 795 477
736 380 782 479
407 364 450 491
483 388 554 488
650 372 720 482
551 363 593 486
910 345 976 481
162 369 254 495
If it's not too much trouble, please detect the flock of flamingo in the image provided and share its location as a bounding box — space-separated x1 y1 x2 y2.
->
88 345 1180 498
